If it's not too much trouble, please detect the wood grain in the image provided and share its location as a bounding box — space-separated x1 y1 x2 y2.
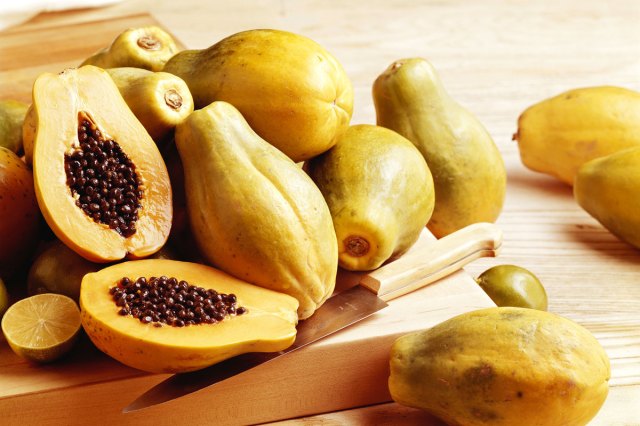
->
1 0 639 424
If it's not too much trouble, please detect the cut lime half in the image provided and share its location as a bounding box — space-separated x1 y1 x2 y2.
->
1 293 81 363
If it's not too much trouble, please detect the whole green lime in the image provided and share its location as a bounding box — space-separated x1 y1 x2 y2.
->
476 265 548 310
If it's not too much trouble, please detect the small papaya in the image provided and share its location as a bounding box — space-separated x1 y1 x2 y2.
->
30 65 172 262
389 307 610 426
80 259 299 373
373 58 506 238
106 67 194 144
175 101 338 319
307 124 435 271
514 86 640 185
81 26 179 71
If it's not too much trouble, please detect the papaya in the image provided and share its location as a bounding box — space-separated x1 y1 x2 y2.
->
81 26 179 71
27 240 101 302
21 104 35 165
514 86 640 185
307 124 435 271
175 101 337 320
164 29 353 162
574 147 640 248
30 65 172 262
0 100 29 154
0 147 40 281
373 58 506 238
389 307 610 426
80 259 299 373
105 67 194 144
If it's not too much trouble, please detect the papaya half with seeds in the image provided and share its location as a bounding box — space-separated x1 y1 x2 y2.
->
175 101 338 320
81 26 179 71
31 65 172 263
106 67 194 144
164 29 354 162
80 259 299 373
307 124 435 271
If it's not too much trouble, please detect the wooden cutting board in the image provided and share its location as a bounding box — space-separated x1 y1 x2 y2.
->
0 13 495 425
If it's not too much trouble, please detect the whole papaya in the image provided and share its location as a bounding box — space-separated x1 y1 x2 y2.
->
0 100 29 154
164 29 353 162
574 147 640 248
514 86 640 185
307 124 435 271
389 307 610 426
175 101 338 319
373 58 506 238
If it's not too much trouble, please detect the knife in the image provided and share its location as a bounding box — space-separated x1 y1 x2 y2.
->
124 222 502 413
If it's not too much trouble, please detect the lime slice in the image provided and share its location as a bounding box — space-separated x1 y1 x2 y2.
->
0 277 9 318
1 294 81 363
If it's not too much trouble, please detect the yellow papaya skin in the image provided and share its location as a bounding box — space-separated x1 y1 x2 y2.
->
175 101 338 320
389 307 610 426
307 124 435 271
373 58 506 238
514 86 640 185
164 29 354 162
574 147 640 248
106 67 194 143
0 100 29 154
81 26 179 71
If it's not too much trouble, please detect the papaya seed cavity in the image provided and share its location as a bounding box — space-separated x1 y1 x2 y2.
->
344 235 370 257
64 112 143 238
110 275 247 327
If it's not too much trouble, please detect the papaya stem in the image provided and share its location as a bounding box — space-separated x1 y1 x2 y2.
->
344 235 370 257
164 89 183 110
137 36 161 51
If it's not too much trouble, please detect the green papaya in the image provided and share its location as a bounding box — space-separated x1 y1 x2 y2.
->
175 101 338 319
574 147 640 248
373 58 506 238
307 124 435 271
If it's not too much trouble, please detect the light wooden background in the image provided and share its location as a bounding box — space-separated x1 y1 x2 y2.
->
2 0 640 424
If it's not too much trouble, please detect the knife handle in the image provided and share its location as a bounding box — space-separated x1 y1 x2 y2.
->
360 222 502 302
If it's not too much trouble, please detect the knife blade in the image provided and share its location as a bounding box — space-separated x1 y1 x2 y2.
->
124 222 502 413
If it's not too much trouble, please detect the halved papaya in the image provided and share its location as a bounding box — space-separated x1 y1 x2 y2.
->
80 259 298 373
31 66 172 262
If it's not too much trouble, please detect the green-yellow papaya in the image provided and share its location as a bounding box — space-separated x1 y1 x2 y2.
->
175 101 338 319
574 147 640 248
307 124 435 271
373 58 506 238
390 307 610 426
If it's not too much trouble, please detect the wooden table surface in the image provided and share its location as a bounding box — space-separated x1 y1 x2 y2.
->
2 0 640 424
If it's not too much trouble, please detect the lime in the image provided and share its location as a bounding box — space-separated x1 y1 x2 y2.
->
1 293 81 363
0 277 9 318
476 265 548 311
